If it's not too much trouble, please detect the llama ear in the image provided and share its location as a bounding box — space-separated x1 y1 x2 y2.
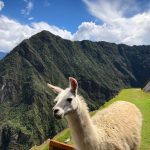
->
47 83 63 94
69 77 78 94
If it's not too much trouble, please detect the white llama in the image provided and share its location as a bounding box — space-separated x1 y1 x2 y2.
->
47 77 142 150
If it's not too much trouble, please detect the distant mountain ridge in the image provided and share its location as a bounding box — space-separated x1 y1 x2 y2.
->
0 30 150 149
0 52 7 60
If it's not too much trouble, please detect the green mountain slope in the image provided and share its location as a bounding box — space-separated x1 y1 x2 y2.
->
0 30 150 149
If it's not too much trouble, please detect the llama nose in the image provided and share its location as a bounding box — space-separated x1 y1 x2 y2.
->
53 108 59 114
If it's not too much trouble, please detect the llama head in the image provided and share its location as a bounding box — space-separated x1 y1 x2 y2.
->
47 77 78 119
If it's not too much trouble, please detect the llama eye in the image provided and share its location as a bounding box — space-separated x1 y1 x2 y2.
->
66 98 72 103
53 100 57 105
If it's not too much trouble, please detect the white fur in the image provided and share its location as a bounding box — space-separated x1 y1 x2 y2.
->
49 79 142 150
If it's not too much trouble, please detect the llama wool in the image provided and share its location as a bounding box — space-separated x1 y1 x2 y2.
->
48 77 142 150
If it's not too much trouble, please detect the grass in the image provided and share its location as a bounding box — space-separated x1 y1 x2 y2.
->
53 129 72 144
30 139 50 150
31 88 150 150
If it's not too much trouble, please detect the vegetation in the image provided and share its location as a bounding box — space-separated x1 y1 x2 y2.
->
0 31 150 149
30 139 50 150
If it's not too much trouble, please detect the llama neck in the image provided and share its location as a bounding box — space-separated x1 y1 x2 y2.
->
66 96 98 150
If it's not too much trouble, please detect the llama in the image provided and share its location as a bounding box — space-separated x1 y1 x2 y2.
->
47 77 142 150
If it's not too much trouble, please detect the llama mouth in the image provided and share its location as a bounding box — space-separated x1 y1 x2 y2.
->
64 110 72 116
54 113 63 119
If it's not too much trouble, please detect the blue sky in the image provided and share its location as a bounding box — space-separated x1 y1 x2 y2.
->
1 0 150 52
2 0 96 32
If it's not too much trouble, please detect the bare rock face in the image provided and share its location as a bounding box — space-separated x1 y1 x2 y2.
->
0 127 11 150
0 126 31 150
143 81 150 92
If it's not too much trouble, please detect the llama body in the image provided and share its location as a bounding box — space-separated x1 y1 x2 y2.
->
48 77 142 150
92 101 142 150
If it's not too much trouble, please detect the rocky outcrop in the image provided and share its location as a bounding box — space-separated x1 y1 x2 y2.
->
143 81 150 92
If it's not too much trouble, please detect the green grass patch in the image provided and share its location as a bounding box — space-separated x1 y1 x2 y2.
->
53 129 71 143
30 139 50 150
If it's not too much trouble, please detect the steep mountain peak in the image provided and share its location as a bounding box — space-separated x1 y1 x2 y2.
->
30 30 64 42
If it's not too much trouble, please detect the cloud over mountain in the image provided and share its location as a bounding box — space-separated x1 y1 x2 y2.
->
1 0 150 52
76 0 150 45
0 15 72 52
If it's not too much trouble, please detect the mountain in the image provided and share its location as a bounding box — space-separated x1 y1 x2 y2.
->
0 52 7 60
0 30 150 149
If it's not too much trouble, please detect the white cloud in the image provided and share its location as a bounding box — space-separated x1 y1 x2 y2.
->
73 22 120 42
83 0 121 22
73 0 150 45
73 13 150 45
21 0 33 16
26 1 33 15
1 0 150 52
82 0 142 23
0 0 4 11
0 15 72 52
31 22 73 39
28 17 34 20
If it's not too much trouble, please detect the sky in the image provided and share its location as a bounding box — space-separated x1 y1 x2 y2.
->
1 0 150 52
